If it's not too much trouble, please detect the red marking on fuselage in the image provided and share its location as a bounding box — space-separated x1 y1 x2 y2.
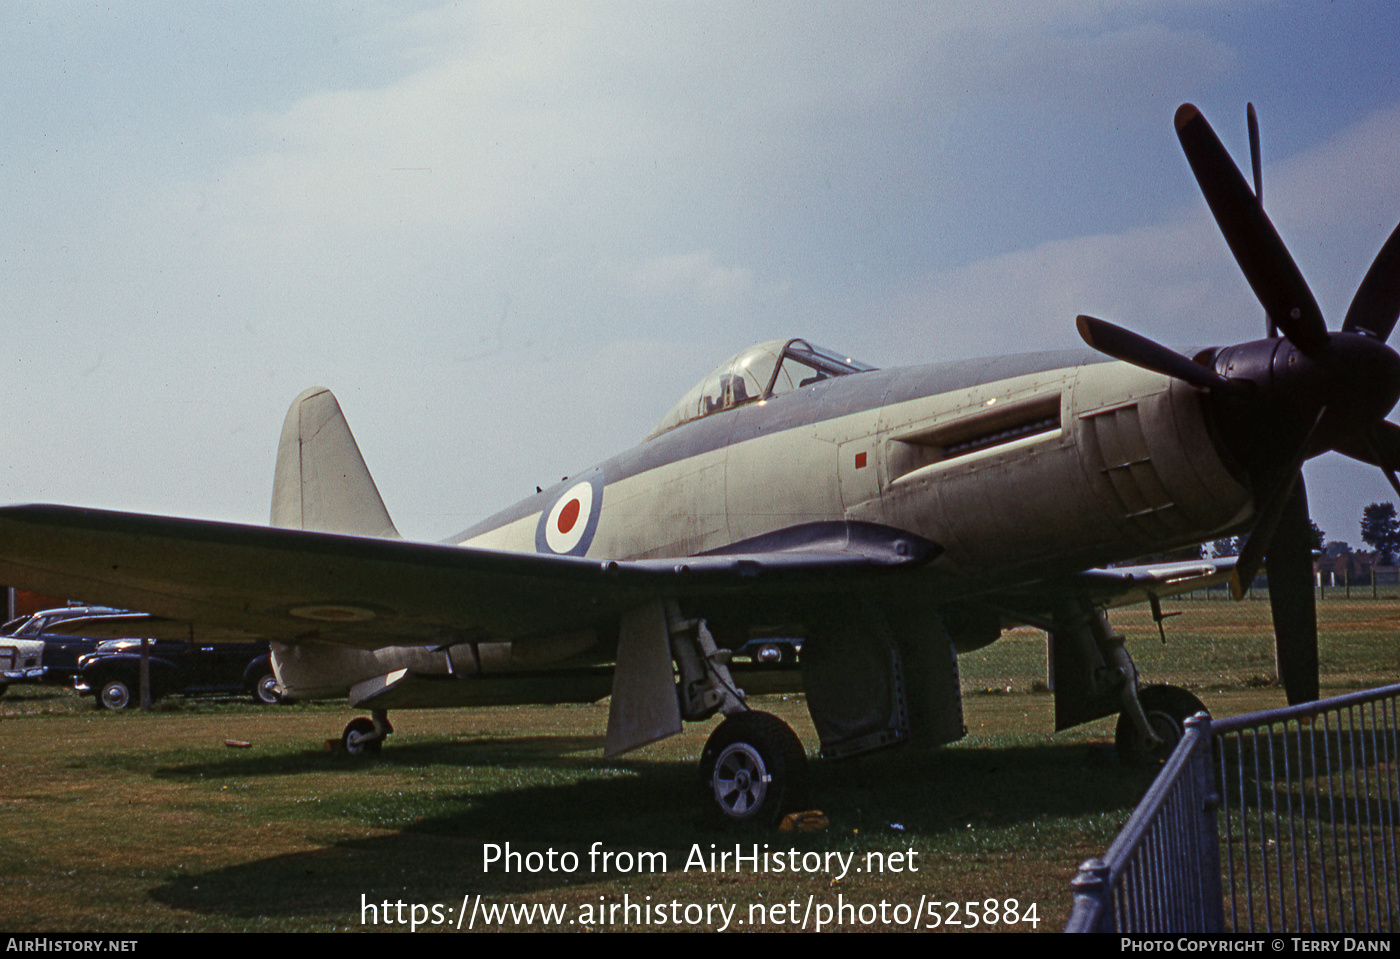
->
557 498 581 534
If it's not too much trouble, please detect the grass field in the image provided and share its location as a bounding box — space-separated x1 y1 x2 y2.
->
1 598 1395 933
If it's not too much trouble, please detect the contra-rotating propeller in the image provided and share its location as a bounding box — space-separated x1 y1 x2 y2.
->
1077 103 1400 704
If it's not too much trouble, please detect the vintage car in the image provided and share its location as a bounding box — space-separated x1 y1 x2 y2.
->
75 639 280 710
0 606 127 693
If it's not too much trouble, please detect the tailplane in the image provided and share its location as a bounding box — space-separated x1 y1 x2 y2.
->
270 387 401 538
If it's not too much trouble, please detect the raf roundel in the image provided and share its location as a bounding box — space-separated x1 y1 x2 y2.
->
535 470 604 556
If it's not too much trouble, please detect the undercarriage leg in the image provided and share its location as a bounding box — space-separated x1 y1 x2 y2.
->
665 603 808 824
1050 601 1141 729
666 601 745 721
1048 601 1206 765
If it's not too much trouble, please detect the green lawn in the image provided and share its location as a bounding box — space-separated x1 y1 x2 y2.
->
0 598 1394 932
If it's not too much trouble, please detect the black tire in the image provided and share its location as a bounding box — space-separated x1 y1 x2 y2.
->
1116 685 1208 766
698 711 807 824
99 679 133 711
342 717 381 756
253 673 281 705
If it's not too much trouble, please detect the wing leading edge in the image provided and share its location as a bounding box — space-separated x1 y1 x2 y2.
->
1072 556 1237 608
0 505 939 648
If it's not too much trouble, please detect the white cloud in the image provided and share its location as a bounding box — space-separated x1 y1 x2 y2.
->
1258 102 1400 314
890 212 1255 361
975 23 1238 118
604 251 773 302
889 93 1400 362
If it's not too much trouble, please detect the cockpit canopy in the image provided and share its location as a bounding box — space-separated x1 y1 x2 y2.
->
648 338 875 439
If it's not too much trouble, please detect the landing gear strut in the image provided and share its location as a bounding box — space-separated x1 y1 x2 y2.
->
667 605 808 823
1048 601 1208 766
698 710 807 824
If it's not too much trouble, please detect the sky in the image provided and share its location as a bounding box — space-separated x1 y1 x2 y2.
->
4 0 1400 549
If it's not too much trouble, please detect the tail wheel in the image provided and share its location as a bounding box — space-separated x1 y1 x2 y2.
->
1116 684 1207 766
342 717 382 756
698 711 807 824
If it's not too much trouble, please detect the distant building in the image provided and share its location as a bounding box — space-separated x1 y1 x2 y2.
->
1313 545 1398 587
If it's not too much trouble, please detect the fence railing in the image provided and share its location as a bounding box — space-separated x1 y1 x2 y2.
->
1065 683 1400 933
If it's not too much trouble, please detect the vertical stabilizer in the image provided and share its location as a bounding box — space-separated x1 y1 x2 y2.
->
271 387 401 539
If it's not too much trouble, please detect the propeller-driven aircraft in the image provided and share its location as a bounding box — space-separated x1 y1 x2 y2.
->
3 103 1399 824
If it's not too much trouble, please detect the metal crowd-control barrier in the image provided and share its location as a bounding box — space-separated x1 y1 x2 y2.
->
1065 683 1400 933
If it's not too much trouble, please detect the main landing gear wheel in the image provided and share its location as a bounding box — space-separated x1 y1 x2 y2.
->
699 711 807 825
342 717 382 756
1116 684 1207 766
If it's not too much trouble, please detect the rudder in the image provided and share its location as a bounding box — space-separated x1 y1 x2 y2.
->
270 387 400 538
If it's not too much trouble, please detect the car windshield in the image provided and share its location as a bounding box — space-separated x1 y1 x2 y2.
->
648 339 874 438
0 615 32 636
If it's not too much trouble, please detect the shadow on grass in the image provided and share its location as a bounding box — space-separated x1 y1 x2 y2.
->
148 734 1155 922
139 734 611 779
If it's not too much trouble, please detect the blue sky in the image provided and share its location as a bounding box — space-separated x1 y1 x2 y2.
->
4 0 1400 548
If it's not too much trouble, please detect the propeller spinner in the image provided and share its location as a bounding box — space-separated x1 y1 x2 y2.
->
1078 103 1400 704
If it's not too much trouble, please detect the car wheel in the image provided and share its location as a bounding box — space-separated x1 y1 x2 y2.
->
253 673 281 705
99 679 133 711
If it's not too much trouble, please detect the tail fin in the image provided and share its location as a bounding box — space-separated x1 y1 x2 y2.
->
270 387 401 538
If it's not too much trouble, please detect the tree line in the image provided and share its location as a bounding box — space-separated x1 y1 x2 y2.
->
1206 502 1400 563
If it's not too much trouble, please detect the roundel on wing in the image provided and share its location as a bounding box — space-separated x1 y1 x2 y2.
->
535 469 604 556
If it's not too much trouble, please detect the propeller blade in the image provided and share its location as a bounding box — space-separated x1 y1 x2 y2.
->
1246 102 1277 339
1231 472 1294 600
1342 221 1400 342
1331 419 1400 498
1266 475 1320 704
1247 102 1263 203
1076 315 1245 394
1230 407 1327 598
1175 103 1328 356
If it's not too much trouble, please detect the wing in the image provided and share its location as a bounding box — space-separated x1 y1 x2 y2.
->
1070 556 1237 608
0 505 938 648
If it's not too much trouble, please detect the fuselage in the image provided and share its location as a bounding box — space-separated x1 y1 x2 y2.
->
455 347 1254 598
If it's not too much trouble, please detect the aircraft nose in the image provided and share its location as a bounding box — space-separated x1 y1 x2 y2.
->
1315 331 1400 424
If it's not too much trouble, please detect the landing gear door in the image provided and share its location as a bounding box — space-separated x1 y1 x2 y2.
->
604 601 682 758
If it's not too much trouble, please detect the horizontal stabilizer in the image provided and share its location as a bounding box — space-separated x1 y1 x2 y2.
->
349 668 614 709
